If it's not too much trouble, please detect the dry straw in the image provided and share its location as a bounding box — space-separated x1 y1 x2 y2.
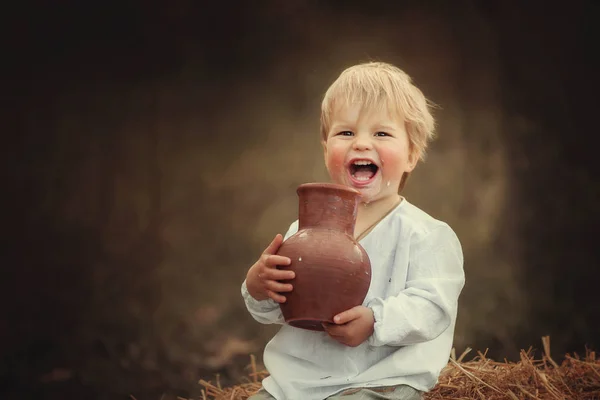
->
198 337 600 400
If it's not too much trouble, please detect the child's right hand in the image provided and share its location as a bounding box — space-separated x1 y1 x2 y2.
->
246 234 294 303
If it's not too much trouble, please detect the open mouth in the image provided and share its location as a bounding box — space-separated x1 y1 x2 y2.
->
349 160 379 182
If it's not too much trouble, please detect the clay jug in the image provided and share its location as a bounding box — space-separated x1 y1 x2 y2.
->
276 182 372 331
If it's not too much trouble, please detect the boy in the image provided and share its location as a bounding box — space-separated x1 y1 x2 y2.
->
241 62 465 400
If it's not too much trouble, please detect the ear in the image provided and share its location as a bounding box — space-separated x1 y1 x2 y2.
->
405 149 419 173
321 140 331 173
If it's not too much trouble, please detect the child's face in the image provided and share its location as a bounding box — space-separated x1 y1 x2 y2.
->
322 103 417 204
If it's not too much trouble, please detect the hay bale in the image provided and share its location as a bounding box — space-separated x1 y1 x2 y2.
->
199 337 600 400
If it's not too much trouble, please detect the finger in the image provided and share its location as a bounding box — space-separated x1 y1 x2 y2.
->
265 280 293 293
333 307 361 324
322 323 344 336
263 254 291 268
263 234 284 255
322 323 334 335
322 325 348 344
261 267 295 281
267 290 287 303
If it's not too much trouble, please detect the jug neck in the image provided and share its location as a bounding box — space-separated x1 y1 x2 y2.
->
296 183 361 236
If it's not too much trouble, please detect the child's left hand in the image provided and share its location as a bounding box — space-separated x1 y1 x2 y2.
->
322 305 375 347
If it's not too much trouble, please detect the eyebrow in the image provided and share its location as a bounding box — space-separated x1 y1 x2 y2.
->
329 124 352 132
375 125 396 132
329 123 398 133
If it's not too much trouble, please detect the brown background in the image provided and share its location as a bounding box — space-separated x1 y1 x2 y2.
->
2 1 598 399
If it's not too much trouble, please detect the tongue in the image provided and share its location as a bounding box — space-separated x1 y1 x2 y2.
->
353 166 375 180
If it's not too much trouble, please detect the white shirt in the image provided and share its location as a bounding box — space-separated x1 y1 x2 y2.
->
241 199 465 400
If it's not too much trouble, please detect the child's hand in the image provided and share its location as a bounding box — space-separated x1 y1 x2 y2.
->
322 306 375 347
246 234 294 303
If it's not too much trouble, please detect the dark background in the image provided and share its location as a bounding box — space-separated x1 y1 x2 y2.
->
2 0 598 399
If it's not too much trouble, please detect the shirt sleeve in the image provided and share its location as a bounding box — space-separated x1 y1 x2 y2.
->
241 220 299 325
366 223 465 347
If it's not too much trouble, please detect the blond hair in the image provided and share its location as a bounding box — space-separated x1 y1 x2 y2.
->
320 62 436 163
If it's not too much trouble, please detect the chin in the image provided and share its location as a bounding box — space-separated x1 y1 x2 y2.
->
355 188 379 204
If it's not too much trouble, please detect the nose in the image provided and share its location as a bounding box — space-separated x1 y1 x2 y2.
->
352 135 372 151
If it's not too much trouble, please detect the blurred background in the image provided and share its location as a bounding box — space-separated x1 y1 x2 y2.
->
2 0 598 399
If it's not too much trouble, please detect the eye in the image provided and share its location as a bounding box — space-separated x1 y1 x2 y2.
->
375 131 391 137
337 131 353 136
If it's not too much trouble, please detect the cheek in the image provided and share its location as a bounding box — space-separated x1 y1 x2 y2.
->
377 147 409 178
325 144 347 178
